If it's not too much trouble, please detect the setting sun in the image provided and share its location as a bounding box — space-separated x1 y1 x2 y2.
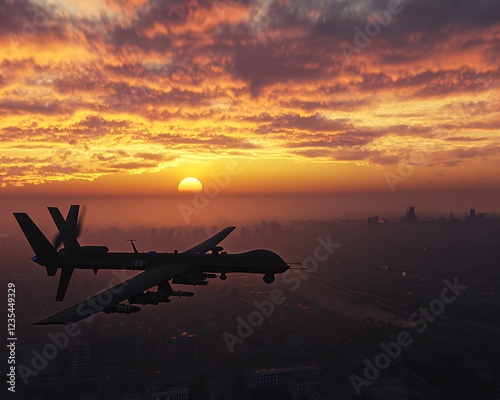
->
178 177 203 192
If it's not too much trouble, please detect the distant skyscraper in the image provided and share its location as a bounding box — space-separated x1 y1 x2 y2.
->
71 339 90 375
403 206 416 223
470 208 476 218
71 321 91 376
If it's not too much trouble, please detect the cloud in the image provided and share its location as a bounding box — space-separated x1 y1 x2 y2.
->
74 115 131 131
109 161 159 170
0 0 499 189
150 132 260 150
231 45 328 96
135 152 166 161
287 129 384 148
254 113 351 134
0 99 73 115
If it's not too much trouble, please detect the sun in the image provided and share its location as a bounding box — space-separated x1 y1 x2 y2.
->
178 177 203 192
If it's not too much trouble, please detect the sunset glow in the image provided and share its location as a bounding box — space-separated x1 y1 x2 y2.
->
0 0 499 197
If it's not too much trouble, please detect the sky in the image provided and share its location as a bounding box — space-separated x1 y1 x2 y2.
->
0 0 499 202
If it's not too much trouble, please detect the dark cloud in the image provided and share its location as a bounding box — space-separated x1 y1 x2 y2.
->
287 129 385 148
254 113 351 134
135 152 166 161
449 145 500 159
110 161 158 169
75 115 131 130
231 44 329 96
100 0 216 52
151 132 260 150
354 68 500 97
0 0 67 45
110 26 173 52
443 136 491 142
0 0 50 33
293 148 332 158
280 98 370 112
0 99 73 115
53 73 100 94
292 146 400 165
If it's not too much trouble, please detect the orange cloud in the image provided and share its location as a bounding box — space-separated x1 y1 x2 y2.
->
0 0 499 194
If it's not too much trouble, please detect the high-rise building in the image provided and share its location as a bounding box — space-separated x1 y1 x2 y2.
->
71 339 90 376
403 206 416 223
71 321 91 376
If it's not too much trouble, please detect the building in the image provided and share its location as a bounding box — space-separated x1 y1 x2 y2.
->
468 208 486 221
71 339 90 375
146 382 188 400
402 206 416 223
245 365 320 392
71 321 91 375
287 375 320 399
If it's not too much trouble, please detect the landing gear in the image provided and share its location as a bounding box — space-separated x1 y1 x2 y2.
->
263 273 275 284
220 273 227 280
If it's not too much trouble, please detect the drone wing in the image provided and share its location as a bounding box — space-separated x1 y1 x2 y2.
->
34 263 190 325
183 226 236 254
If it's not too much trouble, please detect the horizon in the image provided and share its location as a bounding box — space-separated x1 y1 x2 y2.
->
2 193 498 236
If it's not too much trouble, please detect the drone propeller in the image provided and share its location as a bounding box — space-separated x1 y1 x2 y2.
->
52 205 86 250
